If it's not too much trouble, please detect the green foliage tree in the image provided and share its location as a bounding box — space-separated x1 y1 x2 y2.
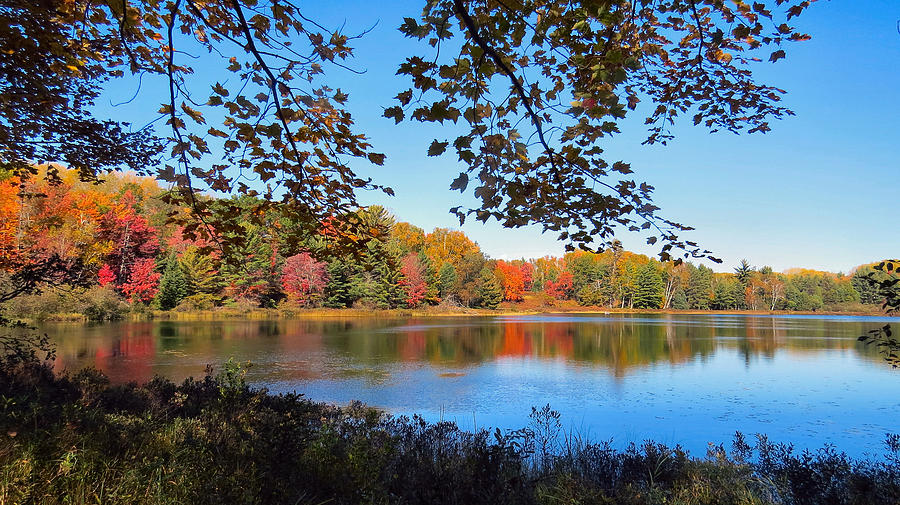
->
686 264 714 310
671 288 689 310
324 260 354 308
179 247 221 296
439 262 458 300
157 255 188 310
633 263 663 309
734 259 754 286
477 268 502 309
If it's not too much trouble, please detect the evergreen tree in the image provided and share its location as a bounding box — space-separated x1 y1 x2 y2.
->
852 268 880 304
478 268 502 309
734 259 754 285
374 258 404 309
711 278 741 310
686 264 713 309
671 287 689 310
439 262 458 299
324 260 354 308
419 252 440 304
157 255 188 310
179 247 221 295
633 263 663 309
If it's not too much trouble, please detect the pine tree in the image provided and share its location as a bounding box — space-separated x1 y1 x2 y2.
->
633 263 663 309
478 268 502 309
157 255 188 310
324 259 354 308
374 259 404 309
671 287 689 310
439 262 457 299
734 259 754 285
179 247 221 295
686 264 714 309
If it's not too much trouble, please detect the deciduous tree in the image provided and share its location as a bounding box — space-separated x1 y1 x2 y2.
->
281 252 328 307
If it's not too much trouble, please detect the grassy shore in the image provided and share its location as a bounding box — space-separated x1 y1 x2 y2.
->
26 303 896 324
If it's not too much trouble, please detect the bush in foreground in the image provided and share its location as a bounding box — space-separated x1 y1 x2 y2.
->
1 341 898 504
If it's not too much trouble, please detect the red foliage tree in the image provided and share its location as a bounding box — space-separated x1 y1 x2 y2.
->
98 190 160 286
520 262 534 291
495 260 525 302
120 258 160 302
98 264 116 286
545 271 574 300
399 253 427 308
280 252 328 307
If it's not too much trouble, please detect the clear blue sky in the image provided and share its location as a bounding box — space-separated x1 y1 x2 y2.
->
96 1 900 274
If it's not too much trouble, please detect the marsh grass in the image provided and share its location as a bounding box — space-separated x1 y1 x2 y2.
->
1 340 898 504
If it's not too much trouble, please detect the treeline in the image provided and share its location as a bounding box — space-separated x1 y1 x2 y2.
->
0 168 891 319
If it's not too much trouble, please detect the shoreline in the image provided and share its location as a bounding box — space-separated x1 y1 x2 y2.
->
25 304 897 323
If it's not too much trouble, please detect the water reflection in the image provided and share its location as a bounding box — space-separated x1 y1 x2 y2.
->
48 314 887 384
42 314 900 456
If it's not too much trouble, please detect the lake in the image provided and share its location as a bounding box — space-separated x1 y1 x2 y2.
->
43 313 900 457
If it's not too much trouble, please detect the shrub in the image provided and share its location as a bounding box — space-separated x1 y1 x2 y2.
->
174 293 221 311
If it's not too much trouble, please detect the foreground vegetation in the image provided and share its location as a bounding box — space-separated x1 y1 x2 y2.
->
2 337 899 505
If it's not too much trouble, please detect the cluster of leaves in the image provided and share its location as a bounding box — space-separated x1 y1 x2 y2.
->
2 0 821 274
0 0 162 180
2 345 899 504
2 0 396 263
393 0 813 259
857 259 900 368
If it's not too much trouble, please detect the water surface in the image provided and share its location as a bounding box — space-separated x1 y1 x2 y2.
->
44 313 900 457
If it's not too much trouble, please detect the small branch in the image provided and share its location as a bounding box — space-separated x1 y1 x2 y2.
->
452 0 561 185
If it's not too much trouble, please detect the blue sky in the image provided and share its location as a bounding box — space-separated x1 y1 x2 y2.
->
96 1 900 273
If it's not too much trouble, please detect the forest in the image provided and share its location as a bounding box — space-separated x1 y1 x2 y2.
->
0 167 888 321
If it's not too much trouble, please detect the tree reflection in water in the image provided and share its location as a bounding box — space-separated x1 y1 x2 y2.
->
47 314 886 384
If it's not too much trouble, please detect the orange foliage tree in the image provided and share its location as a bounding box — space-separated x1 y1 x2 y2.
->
494 260 525 302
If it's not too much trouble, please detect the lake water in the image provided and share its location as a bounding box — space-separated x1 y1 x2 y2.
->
43 313 900 457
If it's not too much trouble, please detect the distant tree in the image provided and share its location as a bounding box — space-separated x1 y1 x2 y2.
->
577 283 605 307
686 264 714 309
179 247 221 296
661 262 688 309
281 253 329 307
120 258 160 303
478 268 502 310
495 260 525 302
545 271 574 301
671 288 689 310
455 252 488 307
157 255 188 310
520 262 534 292
438 262 458 299
399 253 427 308
324 260 354 308
734 259 754 285
98 264 116 287
633 263 663 309
98 191 160 286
